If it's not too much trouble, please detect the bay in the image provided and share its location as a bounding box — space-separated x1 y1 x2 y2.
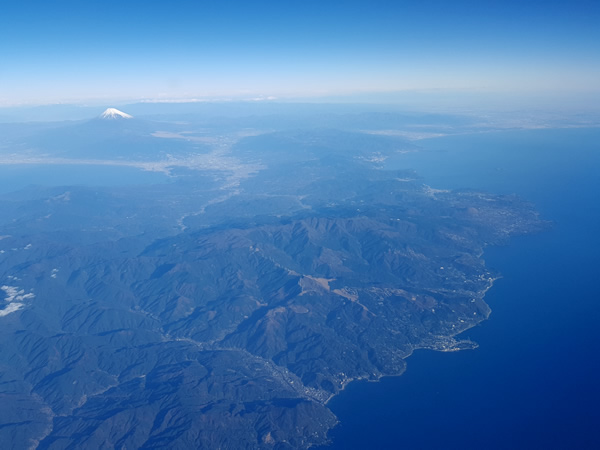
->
0 164 170 195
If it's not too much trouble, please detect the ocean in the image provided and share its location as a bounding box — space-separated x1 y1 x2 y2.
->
324 128 600 449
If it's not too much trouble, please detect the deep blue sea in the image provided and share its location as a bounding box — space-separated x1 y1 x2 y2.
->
325 128 600 449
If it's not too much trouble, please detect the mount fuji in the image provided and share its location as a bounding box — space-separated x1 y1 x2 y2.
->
21 107 200 160
99 108 133 120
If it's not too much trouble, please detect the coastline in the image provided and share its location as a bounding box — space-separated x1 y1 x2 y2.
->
323 272 500 408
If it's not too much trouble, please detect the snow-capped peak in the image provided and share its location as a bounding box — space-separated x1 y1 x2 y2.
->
99 108 133 120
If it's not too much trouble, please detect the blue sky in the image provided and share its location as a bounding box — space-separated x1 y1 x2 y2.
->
1 0 599 105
